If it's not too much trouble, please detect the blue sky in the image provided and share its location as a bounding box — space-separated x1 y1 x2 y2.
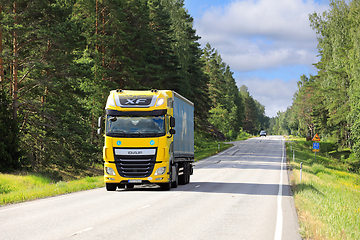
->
183 0 331 117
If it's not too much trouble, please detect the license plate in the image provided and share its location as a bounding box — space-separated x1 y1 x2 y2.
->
128 179 142 183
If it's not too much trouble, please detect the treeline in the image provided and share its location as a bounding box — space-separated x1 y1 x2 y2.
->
0 0 268 172
271 0 360 158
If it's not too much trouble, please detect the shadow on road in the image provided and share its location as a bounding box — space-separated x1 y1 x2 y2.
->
117 181 292 196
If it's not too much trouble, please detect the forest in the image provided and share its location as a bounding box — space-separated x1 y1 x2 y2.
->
0 0 268 173
270 0 360 168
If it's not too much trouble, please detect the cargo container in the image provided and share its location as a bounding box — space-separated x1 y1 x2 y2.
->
98 90 194 191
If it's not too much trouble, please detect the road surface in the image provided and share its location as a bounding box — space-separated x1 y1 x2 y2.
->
0 136 301 240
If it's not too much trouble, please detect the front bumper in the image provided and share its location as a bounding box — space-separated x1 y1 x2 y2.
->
104 162 170 184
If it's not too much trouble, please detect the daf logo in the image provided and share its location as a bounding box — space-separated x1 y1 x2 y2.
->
128 151 143 155
118 96 153 106
125 99 147 105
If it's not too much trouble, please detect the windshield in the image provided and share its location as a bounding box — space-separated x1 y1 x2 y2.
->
106 115 166 137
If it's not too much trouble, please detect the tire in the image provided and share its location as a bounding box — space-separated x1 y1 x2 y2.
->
171 164 178 188
179 163 186 185
106 183 117 191
179 162 190 185
159 182 171 191
186 162 191 184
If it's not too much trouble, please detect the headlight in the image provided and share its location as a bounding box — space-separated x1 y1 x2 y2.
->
105 167 116 176
156 98 165 107
155 167 166 176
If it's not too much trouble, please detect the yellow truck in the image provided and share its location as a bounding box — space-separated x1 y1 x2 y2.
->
97 89 194 191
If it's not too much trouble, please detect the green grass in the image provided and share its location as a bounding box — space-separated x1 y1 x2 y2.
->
287 138 360 239
0 173 104 205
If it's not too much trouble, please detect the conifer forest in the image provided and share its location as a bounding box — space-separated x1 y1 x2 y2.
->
0 0 269 172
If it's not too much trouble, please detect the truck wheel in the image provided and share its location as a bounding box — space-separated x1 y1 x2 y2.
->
179 162 190 185
179 163 186 185
185 162 191 184
171 164 179 188
160 182 171 190
106 183 117 191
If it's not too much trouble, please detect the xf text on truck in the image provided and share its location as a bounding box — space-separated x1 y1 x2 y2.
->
97 90 194 191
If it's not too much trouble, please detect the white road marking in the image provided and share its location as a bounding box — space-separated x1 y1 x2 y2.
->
138 205 151 210
274 140 284 240
195 185 200 188
174 193 182 196
69 227 93 236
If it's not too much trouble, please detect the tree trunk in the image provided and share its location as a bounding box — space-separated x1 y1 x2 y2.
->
12 1 18 120
0 5 3 84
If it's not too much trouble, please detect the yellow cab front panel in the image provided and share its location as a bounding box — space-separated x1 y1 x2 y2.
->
102 90 174 186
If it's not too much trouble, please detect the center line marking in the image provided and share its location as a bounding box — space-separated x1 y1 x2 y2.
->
138 205 151 210
69 227 93 236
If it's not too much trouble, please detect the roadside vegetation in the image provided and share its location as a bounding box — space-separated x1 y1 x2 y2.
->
0 174 103 206
286 137 360 239
0 165 103 206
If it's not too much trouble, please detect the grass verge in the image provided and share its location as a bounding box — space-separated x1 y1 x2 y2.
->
0 173 103 206
286 138 360 239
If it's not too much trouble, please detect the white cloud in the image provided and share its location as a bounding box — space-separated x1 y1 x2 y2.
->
194 0 328 72
200 0 314 39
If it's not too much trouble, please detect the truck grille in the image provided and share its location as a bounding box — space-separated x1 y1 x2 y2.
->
113 148 157 178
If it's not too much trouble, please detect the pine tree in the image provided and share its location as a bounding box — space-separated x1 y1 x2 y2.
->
0 87 22 172
240 85 259 135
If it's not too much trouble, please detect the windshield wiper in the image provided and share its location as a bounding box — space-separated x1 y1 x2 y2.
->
108 130 126 137
130 131 141 137
142 131 157 137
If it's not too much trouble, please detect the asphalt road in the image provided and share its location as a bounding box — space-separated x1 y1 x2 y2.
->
0 136 301 240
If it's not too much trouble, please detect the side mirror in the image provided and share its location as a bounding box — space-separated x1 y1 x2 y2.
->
169 129 176 135
170 117 175 128
98 116 103 128
97 116 103 135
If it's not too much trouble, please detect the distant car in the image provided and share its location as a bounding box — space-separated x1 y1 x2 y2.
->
260 130 266 137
